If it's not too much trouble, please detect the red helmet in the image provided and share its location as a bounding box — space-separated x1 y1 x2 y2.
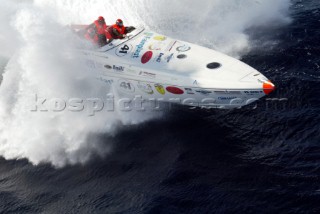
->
116 19 123 27
98 16 105 21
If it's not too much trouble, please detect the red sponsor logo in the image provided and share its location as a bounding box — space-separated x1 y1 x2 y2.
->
141 51 153 64
166 86 184 95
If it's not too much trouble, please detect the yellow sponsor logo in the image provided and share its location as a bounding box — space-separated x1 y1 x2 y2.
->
153 35 166 41
155 84 165 95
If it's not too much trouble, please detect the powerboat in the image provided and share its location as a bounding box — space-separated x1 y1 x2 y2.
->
76 27 275 109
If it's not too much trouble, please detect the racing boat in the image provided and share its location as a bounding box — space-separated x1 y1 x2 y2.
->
76 27 275 109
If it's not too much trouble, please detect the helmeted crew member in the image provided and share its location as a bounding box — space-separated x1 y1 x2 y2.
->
85 16 108 47
105 19 127 44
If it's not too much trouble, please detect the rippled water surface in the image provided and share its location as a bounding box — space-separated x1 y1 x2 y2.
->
0 0 319 213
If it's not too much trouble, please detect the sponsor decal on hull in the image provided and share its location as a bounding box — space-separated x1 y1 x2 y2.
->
141 51 153 64
104 64 112 69
185 88 195 94
153 35 166 41
215 90 242 94
137 81 154 94
155 84 165 95
132 34 153 58
166 41 177 52
177 54 187 59
118 79 135 93
116 44 133 57
144 32 154 36
195 89 212 95
218 96 238 100
149 43 164 51
243 91 264 95
113 65 124 72
166 53 174 63
155 53 164 63
97 77 113 85
176 44 191 52
139 71 156 78
166 86 184 95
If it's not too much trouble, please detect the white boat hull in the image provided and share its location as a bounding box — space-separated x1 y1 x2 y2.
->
78 28 275 109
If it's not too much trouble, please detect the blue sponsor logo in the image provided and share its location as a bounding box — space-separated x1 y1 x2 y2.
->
166 53 174 63
132 34 153 58
156 53 164 62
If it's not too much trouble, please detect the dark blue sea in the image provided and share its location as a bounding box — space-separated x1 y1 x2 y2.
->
0 1 320 213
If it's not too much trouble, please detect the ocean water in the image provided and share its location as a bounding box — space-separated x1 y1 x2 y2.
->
0 0 319 213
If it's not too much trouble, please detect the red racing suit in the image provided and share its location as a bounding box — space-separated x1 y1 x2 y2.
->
85 20 107 45
105 24 126 40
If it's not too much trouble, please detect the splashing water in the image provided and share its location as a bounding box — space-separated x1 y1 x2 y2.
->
0 0 290 167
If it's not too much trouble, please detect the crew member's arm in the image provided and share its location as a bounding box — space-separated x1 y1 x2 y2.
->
112 28 122 37
125 26 136 34
112 28 126 39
